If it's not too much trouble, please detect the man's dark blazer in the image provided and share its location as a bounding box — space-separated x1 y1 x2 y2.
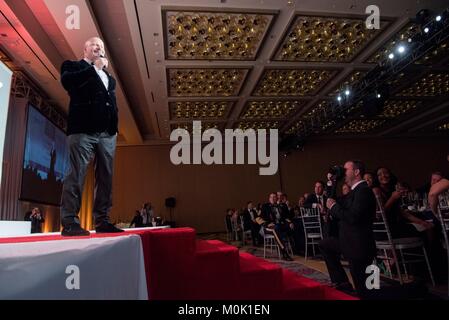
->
242 208 258 230
329 181 376 260
61 59 118 135
260 203 291 225
304 193 327 209
260 203 276 225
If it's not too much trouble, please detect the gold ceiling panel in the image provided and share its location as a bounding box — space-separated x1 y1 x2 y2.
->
240 100 304 120
286 100 334 134
274 15 381 62
164 11 274 60
396 72 449 97
367 22 419 64
170 122 223 135
168 68 249 97
335 119 386 133
253 69 333 96
416 39 449 65
377 100 419 118
286 120 305 135
302 100 330 119
235 121 282 130
328 71 366 96
169 101 233 120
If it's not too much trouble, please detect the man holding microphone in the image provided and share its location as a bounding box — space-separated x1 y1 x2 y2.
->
59 37 123 236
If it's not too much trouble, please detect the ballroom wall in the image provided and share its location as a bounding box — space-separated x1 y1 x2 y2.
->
110 136 449 233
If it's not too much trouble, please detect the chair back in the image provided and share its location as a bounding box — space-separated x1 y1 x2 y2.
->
373 194 395 245
224 216 232 233
300 207 322 238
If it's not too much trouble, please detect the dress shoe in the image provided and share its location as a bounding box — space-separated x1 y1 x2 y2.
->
95 222 125 233
281 249 294 261
331 282 355 295
61 223 90 237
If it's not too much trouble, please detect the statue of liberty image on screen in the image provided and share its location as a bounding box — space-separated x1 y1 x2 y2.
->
20 105 69 206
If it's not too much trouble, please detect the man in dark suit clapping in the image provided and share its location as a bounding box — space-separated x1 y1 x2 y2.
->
319 160 376 299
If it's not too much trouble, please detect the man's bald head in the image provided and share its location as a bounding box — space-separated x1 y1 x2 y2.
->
84 37 105 61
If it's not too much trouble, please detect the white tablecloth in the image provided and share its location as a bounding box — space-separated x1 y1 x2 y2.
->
0 234 148 300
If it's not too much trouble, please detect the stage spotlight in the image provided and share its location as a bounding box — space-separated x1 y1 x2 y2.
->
344 89 350 96
397 45 405 53
376 93 381 98
408 38 412 43
424 27 430 33
436 15 442 22
388 53 394 59
337 95 342 102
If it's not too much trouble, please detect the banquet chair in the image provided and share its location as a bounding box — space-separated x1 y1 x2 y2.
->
239 215 252 246
373 195 435 286
260 226 293 259
435 193 449 296
299 207 323 260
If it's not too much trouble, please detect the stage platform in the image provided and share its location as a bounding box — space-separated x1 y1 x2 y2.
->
0 227 356 300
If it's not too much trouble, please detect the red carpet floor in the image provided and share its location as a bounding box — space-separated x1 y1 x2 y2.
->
0 227 356 300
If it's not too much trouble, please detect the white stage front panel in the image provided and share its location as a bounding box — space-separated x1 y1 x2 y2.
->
0 234 148 300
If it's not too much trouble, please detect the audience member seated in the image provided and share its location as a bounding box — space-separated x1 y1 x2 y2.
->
373 167 417 238
417 171 444 197
304 181 337 237
429 176 449 215
278 192 294 220
397 181 436 244
241 201 262 246
257 192 294 261
363 172 375 188
225 208 234 234
129 210 145 228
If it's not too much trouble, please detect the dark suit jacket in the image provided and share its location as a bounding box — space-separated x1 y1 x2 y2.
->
61 59 118 135
304 193 327 209
242 209 258 230
129 214 144 228
260 203 291 225
329 181 376 260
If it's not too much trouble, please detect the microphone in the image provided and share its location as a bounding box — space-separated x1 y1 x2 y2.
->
99 53 107 69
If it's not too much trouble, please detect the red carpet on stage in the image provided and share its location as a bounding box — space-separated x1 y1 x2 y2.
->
0 227 356 300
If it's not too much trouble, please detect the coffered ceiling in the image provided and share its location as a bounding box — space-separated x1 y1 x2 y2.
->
0 0 448 145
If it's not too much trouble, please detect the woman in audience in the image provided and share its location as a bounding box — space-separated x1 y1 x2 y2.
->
396 181 435 244
373 167 413 238
363 172 375 188
429 178 449 216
